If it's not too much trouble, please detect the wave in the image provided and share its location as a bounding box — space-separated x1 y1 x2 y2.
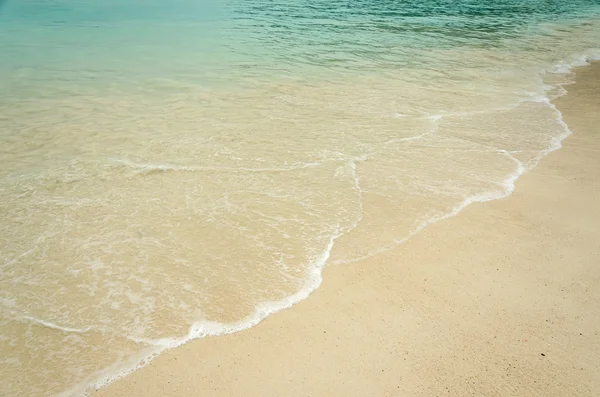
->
59 50 598 397
108 158 324 175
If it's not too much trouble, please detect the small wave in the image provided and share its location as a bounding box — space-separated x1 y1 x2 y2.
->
332 72 576 266
68 234 339 397
109 159 196 175
0 306 98 335
550 50 600 74
109 158 324 174
330 150 527 266
22 316 95 334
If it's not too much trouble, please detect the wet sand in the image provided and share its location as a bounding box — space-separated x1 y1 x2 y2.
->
94 63 600 397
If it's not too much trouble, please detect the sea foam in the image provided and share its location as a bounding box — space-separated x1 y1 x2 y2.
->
2 2 600 395
69 51 585 397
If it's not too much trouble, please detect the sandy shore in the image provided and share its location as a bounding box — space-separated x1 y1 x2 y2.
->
94 63 600 397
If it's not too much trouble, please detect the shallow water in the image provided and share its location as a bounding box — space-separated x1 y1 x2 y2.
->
1 1 600 395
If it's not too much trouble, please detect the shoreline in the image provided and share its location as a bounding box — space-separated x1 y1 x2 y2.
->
93 62 600 397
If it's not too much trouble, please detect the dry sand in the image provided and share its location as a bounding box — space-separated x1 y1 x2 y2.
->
94 63 600 397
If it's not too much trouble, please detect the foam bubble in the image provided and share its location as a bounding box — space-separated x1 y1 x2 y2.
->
549 49 600 75
68 235 338 397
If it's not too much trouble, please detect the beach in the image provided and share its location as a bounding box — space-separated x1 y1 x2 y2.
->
93 63 600 397
3 3 600 396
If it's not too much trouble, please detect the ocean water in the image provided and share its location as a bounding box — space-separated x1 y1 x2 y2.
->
1 0 600 395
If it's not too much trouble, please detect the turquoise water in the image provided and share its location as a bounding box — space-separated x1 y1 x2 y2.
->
3 0 600 93
2 1 600 396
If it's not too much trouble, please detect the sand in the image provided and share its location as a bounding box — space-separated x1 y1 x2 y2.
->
94 63 600 397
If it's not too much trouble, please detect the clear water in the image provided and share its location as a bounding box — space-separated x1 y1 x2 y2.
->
1 1 600 395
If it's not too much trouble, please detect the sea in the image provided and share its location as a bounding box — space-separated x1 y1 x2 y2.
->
1 0 600 395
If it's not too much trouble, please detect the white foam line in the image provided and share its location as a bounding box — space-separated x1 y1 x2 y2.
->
1 235 46 269
347 154 367 230
130 236 336 349
385 117 440 145
68 233 340 397
331 152 526 266
393 96 556 133
332 93 575 267
0 306 99 335
524 97 573 170
332 48 595 266
22 315 95 334
109 158 324 174
550 50 600 74
1 246 38 268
